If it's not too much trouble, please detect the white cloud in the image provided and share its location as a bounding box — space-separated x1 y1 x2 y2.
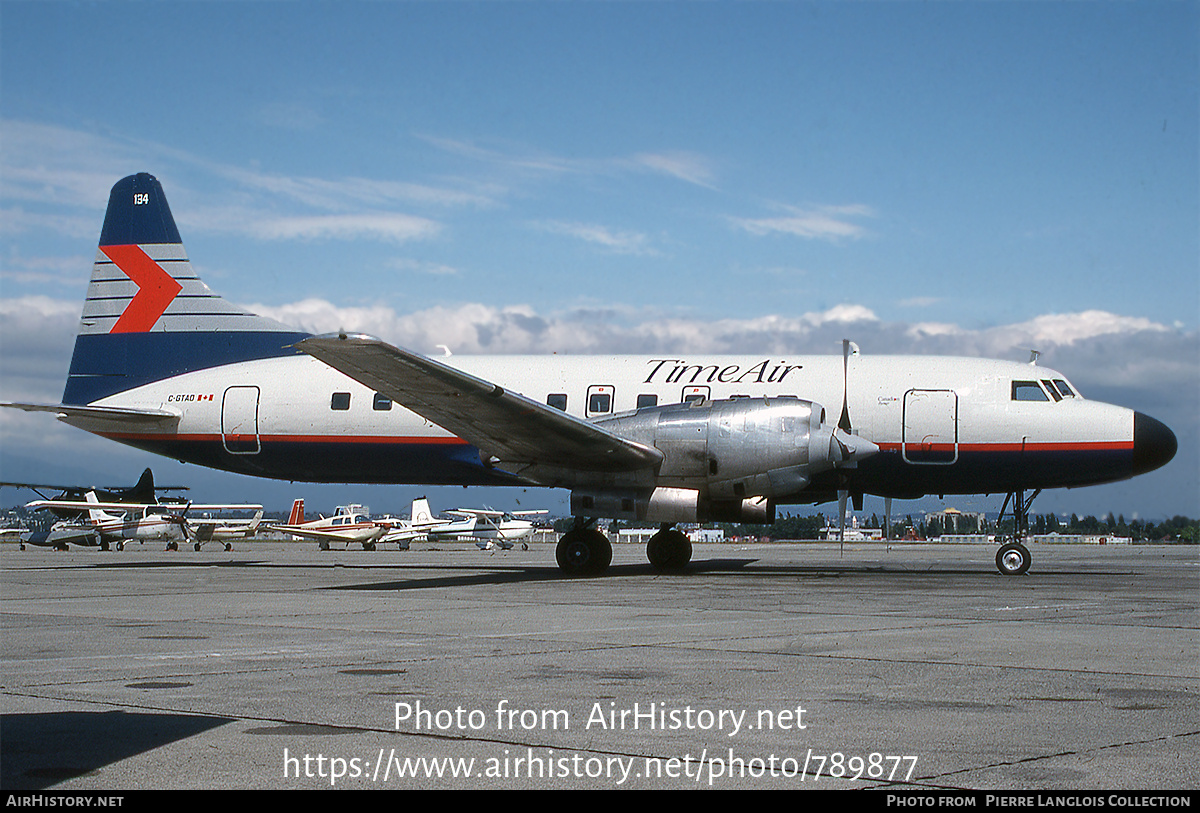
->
731 204 875 242
387 258 459 276
631 152 717 188
249 213 441 243
533 220 657 255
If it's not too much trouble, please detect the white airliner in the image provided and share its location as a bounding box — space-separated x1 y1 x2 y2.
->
2 174 1178 576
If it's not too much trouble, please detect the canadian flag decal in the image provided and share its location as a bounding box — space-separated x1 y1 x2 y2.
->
101 245 183 334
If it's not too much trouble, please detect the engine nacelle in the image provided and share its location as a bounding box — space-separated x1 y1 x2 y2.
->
594 397 855 500
570 397 878 525
570 488 775 525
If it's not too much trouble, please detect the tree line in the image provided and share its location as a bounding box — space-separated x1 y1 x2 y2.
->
715 512 1199 543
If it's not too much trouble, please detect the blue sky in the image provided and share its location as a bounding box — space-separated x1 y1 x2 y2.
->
1 2 1196 521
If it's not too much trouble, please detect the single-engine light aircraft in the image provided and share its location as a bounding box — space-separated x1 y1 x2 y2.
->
269 499 392 550
25 492 262 551
2 174 1178 575
433 507 546 549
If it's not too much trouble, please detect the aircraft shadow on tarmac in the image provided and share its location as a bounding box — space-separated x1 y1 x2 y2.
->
28 558 1130 592
324 558 1121 591
327 559 758 590
1 710 234 790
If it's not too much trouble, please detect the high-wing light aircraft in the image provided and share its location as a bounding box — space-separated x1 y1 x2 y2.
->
409 496 546 546
434 508 546 549
1 174 1178 575
25 492 262 551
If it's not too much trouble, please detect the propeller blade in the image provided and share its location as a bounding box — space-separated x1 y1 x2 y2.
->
838 489 848 557
839 339 852 433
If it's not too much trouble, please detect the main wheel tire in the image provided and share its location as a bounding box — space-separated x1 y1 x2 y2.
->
996 542 1031 576
556 529 612 576
647 529 692 571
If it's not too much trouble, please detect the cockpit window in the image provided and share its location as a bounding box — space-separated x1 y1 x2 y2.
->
1041 380 1063 402
1052 379 1075 398
1012 381 1049 402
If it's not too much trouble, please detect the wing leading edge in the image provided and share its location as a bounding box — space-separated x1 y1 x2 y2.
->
296 333 663 476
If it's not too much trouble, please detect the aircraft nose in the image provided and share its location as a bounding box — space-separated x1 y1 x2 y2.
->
1132 412 1177 475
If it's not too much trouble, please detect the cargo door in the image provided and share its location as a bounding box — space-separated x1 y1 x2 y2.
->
221 386 260 454
902 389 958 465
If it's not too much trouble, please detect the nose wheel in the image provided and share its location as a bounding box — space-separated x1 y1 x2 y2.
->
996 541 1032 576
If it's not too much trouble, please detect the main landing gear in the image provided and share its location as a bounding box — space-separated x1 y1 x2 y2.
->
646 525 692 571
554 520 695 576
994 488 1040 576
555 519 612 576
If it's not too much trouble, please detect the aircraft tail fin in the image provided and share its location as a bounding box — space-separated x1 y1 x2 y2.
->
287 499 305 525
130 468 156 503
62 173 309 405
83 492 111 524
411 496 433 525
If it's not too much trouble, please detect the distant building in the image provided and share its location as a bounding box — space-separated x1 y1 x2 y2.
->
925 508 985 535
817 515 884 541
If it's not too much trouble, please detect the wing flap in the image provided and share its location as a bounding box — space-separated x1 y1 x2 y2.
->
296 333 662 472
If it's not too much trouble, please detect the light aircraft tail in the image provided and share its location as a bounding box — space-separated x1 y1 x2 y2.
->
83 492 113 525
62 173 308 406
287 499 305 525
411 497 433 525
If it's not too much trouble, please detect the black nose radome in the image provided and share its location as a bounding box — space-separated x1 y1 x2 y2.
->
1133 412 1177 475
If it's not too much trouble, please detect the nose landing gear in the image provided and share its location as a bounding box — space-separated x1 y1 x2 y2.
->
995 488 1040 576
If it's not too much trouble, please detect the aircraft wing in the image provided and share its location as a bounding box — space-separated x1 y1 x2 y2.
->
2 402 180 433
27 500 262 513
447 508 548 518
265 524 385 543
296 333 663 473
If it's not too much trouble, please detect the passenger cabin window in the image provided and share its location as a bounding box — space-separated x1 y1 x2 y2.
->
586 385 614 416
636 394 658 409
373 393 392 410
588 391 612 414
547 393 568 411
1011 381 1049 402
331 392 351 410
682 386 709 405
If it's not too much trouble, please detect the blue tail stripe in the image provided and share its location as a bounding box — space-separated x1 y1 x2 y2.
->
62 331 312 405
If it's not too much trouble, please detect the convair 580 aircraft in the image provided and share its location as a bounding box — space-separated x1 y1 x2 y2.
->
4 174 1178 575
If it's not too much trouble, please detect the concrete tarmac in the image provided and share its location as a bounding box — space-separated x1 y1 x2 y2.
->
1 541 1196 790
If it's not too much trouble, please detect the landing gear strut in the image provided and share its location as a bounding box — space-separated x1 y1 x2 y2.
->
647 525 692 571
555 519 612 576
995 488 1040 576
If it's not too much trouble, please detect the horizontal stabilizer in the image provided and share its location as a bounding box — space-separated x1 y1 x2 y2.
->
2 401 180 433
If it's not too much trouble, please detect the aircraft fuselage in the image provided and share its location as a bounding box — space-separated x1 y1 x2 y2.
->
79 350 1160 503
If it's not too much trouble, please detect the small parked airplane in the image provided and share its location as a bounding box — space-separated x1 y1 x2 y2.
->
268 500 390 550
427 507 546 549
25 492 262 551
1 174 1179 575
2 468 186 520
